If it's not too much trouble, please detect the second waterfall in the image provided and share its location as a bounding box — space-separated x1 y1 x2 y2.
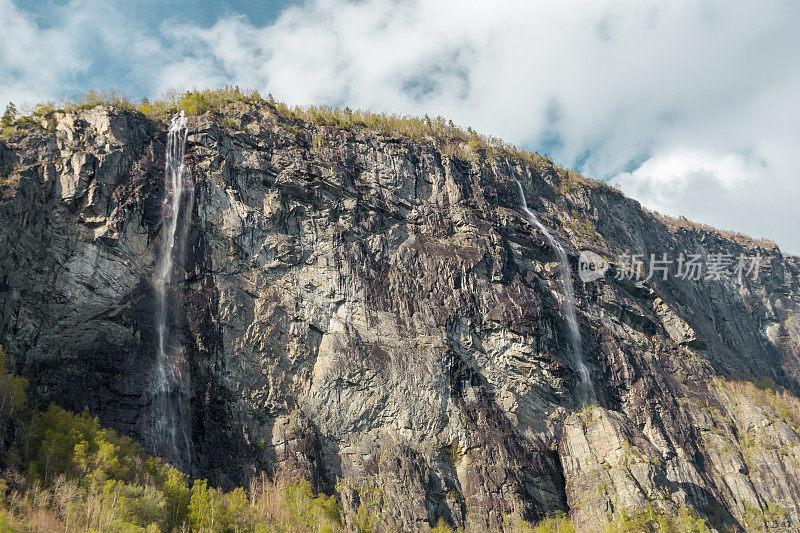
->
514 179 596 406
150 112 194 469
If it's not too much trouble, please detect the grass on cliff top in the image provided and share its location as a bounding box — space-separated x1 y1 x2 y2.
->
651 211 777 250
6 87 778 251
7 87 612 194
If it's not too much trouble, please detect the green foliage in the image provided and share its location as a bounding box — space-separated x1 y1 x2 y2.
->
139 86 262 118
352 502 378 533
430 518 456 532
186 480 275 532
603 504 710 533
178 91 214 117
160 465 191 528
31 101 58 116
25 90 139 118
8 403 189 531
741 501 790 531
0 511 15 533
0 349 344 532
24 404 137 485
13 86 558 170
281 480 342 530
508 505 710 533
282 103 534 165
1 104 16 128
189 479 230 532
501 512 574 533
528 512 575 533
66 89 140 112
8 86 619 199
0 346 27 420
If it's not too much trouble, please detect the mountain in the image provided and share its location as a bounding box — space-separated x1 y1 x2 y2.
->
1 94 800 531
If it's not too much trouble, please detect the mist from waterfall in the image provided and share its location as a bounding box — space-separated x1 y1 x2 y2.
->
514 179 596 406
150 111 194 469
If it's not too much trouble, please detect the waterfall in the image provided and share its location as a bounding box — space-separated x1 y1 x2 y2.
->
150 111 194 468
514 179 596 406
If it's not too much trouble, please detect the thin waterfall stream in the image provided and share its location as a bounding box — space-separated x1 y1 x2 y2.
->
514 179 596 406
150 111 194 468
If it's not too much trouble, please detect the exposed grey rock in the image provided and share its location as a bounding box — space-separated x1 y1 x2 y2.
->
1 103 800 531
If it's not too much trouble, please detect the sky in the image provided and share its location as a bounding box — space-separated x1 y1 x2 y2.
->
2 0 799 254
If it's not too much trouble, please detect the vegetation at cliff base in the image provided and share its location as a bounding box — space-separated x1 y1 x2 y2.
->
0 342 719 532
0 346 344 532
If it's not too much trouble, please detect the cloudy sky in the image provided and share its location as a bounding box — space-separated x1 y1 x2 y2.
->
2 0 799 253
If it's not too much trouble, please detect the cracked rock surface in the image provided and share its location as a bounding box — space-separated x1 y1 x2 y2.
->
1 104 800 531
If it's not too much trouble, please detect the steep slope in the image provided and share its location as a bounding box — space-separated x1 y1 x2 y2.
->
1 102 799 531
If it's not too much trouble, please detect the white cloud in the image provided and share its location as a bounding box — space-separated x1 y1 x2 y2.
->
155 0 800 253
613 151 798 247
0 0 87 106
2 0 799 253
0 0 164 107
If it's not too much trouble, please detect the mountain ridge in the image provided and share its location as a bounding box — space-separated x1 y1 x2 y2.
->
1 97 799 531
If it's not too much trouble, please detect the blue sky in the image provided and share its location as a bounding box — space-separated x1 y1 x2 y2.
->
14 1 292 29
1 0 296 100
2 0 799 253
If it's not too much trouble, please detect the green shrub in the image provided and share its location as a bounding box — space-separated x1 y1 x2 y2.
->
66 90 139 112
1 104 16 128
0 341 728 532
529 512 575 533
6 86 622 199
12 87 559 171
352 502 378 533
188 479 230 532
284 480 342 530
0 378 192 532
178 91 214 117
0 511 15 533
0 346 27 420
603 504 710 533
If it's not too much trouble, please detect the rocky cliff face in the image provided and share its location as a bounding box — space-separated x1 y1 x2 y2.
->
1 103 799 531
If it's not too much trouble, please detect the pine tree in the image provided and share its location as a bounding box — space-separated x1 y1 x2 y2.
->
1 103 17 127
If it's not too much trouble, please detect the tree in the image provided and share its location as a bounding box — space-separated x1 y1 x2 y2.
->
1 103 17 127
189 479 229 532
0 345 27 421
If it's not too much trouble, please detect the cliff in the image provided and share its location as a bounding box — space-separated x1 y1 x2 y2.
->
1 100 799 531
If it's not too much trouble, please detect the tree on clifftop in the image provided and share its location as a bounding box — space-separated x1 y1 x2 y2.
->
1 103 17 127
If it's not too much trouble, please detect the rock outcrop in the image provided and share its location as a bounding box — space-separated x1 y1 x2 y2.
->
1 103 799 531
